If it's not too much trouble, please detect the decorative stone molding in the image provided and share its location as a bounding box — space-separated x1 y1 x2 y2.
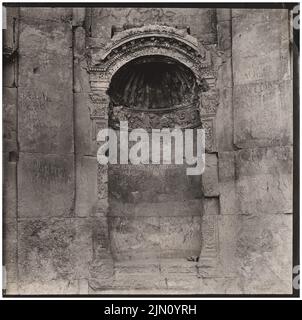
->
202 117 216 152
88 24 218 138
109 103 202 130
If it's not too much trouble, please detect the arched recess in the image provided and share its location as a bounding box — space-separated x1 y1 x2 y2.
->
87 25 219 289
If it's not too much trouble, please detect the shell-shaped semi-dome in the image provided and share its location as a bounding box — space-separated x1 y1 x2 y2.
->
108 55 198 110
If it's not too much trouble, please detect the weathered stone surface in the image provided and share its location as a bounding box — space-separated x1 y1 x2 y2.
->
201 277 243 294
72 8 86 26
109 164 202 202
236 214 292 294
218 151 235 182
73 27 90 93
74 93 96 156
18 17 73 154
108 216 160 261
3 160 17 220
18 87 74 154
89 258 114 289
4 220 18 284
165 274 201 290
216 8 231 22
218 151 238 215
5 282 18 295
160 216 202 258
18 153 75 218
3 62 17 88
3 8 19 50
235 146 293 215
217 20 232 52
18 20 72 91
109 200 203 217
75 156 98 217
217 213 292 294
234 80 293 148
18 279 79 295
216 86 233 151
232 9 289 85
204 198 219 215
18 218 92 292
217 215 241 277
20 8 72 22
3 87 17 153
78 279 89 294
202 154 219 197
90 8 217 44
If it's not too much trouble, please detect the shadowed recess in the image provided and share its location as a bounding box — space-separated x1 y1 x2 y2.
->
108 55 197 110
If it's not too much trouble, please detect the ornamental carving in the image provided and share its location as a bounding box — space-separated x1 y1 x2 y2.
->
109 104 202 130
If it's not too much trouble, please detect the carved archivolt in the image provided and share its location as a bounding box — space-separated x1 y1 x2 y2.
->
88 24 218 151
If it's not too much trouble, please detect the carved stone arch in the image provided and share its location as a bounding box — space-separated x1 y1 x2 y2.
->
88 25 217 143
90 24 212 85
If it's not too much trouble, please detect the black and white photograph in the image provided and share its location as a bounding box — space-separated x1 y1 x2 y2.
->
1 1 300 301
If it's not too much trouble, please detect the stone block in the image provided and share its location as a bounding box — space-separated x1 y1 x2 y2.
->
19 19 72 91
201 277 243 294
5 282 18 295
17 18 73 153
74 93 96 155
217 20 232 52
18 279 79 295
18 153 75 218
3 62 17 88
234 80 292 148
217 215 241 277
4 220 18 284
235 146 292 215
165 274 201 290
3 87 17 153
109 199 203 217
218 151 235 182
3 12 19 51
18 217 92 292
18 87 74 154
204 198 219 215
108 216 160 261
72 8 86 26
202 154 219 197
3 160 17 220
215 86 233 151
232 9 289 85
160 216 202 258
20 7 72 22
218 151 238 215
75 156 98 217
216 8 231 22
109 164 202 202
73 27 90 93
236 214 293 294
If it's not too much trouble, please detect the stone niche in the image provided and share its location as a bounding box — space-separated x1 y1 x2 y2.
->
87 24 220 291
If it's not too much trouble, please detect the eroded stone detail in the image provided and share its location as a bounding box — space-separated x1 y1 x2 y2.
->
109 104 202 130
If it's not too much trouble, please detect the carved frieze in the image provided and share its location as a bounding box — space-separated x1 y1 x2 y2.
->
109 103 202 130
